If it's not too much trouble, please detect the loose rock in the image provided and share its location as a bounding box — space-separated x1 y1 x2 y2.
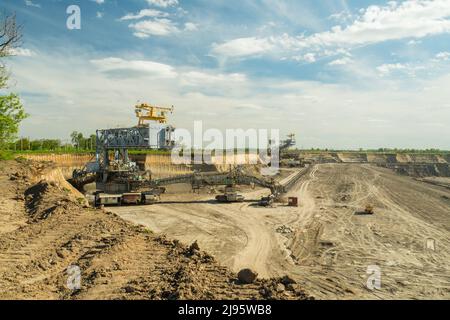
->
237 268 258 284
281 275 297 285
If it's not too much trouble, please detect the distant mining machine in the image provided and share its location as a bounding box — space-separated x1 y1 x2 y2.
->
281 133 296 151
269 133 296 155
364 204 375 215
277 133 305 168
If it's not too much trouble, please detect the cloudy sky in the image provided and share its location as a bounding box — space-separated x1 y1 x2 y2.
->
1 0 450 149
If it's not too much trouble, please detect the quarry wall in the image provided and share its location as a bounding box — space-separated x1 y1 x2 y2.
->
19 151 450 178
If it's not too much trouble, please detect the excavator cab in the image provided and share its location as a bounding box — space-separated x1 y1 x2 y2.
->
135 103 174 127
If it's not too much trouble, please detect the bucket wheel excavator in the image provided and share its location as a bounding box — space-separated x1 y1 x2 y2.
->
72 102 175 205
147 167 286 204
72 103 294 206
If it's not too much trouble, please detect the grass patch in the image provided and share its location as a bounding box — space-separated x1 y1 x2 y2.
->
0 150 15 160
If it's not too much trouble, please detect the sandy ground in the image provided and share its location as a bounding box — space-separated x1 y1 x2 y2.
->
111 164 450 300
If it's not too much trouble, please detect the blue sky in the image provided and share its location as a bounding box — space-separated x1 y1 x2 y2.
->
1 0 450 149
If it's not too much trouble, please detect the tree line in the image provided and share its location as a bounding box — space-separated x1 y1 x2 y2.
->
6 131 97 152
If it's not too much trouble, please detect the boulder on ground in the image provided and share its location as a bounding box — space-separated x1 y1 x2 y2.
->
189 240 200 252
276 283 285 292
237 268 258 284
281 275 297 285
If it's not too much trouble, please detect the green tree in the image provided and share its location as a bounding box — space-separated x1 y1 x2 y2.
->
0 13 26 151
14 137 30 150
89 134 96 150
70 131 85 149
41 139 61 150
0 93 27 147
1 13 22 88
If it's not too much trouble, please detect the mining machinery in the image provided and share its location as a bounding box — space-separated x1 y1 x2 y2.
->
280 133 296 151
72 103 290 206
81 166 287 207
72 102 176 196
278 133 307 168
364 204 375 215
148 167 286 204
135 102 174 126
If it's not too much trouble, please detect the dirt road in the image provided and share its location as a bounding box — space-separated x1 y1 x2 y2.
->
112 164 450 299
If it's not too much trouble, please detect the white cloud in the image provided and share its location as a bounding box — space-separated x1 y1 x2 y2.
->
90 57 177 78
180 71 246 86
290 0 450 50
91 57 246 89
304 53 316 63
146 0 178 8
376 53 450 78
25 0 41 8
120 9 197 37
129 18 178 37
328 57 353 66
214 1 450 63
184 22 198 31
435 51 450 61
377 63 408 76
328 11 353 24
211 37 273 58
9 48 37 57
293 53 316 63
91 0 105 4
120 9 168 21
96 12 104 19
407 39 422 45
234 103 264 110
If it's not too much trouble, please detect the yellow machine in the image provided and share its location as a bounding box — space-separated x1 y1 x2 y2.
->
364 204 374 215
135 102 174 126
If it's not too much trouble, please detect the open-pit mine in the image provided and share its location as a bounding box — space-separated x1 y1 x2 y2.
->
1 1 450 305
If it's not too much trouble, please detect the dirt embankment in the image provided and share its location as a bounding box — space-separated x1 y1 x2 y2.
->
19 153 266 180
388 163 450 177
0 159 310 300
18 154 93 179
301 152 449 164
299 152 450 177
